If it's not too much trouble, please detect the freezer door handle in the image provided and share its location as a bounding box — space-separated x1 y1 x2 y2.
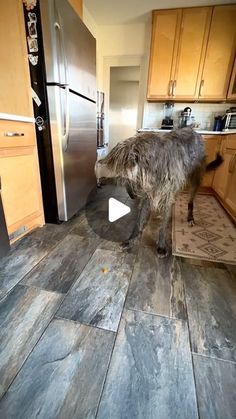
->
62 85 70 151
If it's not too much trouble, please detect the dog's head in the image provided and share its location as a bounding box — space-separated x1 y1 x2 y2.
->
94 159 118 184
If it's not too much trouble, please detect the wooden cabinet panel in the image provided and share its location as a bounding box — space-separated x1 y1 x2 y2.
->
0 121 35 149
68 0 83 19
227 57 236 100
225 155 236 215
212 148 232 199
202 135 221 187
147 9 181 100
173 7 211 100
0 1 33 116
199 5 236 101
0 146 43 237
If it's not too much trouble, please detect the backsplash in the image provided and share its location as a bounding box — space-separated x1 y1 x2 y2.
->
142 102 234 131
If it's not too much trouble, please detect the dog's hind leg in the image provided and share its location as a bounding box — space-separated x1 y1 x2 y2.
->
187 168 202 226
121 198 150 250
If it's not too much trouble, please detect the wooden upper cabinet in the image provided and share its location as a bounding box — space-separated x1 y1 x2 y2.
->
147 7 212 101
0 1 33 117
147 9 181 100
227 57 236 100
199 5 236 101
172 7 212 100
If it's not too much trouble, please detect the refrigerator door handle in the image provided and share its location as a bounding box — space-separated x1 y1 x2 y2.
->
54 19 68 85
62 85 70 151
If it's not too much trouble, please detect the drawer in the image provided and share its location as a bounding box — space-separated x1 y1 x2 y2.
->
225 134 236 150
0 120 36 148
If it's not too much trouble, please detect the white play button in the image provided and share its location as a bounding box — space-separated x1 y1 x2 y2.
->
108 198 131 222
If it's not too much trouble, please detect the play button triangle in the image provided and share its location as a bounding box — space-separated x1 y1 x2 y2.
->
108 198 131 222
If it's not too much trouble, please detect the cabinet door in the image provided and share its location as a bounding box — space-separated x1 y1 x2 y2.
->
0 0 33 116
199 5 236 101
147 9 182 100
0 147 43 237
202 135 221 187
225 154 236 217
227 57 236 100
212 150 232 199
172 7 212 100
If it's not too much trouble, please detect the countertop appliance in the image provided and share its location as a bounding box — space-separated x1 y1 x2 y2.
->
161 102 174 129
222 108 236 131
22 0 97 222
178 107 192 128
0 182 10 258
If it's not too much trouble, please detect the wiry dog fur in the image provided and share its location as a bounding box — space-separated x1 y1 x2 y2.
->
95 127 223 256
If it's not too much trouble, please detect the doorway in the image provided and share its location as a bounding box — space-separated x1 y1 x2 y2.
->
109 66 140 150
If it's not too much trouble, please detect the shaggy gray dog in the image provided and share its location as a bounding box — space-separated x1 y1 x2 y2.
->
95 127 223 256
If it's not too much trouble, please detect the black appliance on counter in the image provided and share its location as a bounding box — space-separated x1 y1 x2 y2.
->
161 102 174 129
178 107 192 128
22 0 97 223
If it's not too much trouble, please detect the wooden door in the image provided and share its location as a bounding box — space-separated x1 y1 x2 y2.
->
198 5 236 101
147 9 182 100
0 0 33 116
172 7 212 100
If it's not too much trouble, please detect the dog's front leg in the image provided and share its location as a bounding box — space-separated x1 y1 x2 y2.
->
156 205 172 257
121 198 150 250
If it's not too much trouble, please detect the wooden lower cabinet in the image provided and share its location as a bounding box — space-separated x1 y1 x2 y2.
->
212 135 236 220
202 135 221 187
0 121 44 242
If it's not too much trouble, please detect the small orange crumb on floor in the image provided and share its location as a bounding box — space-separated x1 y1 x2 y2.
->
101 267 109 274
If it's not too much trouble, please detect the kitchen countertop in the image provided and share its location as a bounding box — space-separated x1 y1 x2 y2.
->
138 128 236 135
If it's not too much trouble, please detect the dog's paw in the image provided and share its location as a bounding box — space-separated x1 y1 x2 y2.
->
188 219 195 227
157 246 168 258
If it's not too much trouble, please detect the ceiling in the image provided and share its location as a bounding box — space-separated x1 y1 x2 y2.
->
84 0 236 25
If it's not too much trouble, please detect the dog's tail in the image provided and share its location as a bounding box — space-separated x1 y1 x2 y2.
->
206 153 223 171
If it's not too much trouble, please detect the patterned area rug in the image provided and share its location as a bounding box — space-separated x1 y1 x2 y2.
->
172 194 236 265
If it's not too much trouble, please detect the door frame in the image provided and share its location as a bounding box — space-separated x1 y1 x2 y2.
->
103 55 146 146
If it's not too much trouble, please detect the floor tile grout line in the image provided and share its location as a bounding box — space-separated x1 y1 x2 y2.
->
126 306 187 323
191 351 236 365
0 228 98 402
0 220 84 304
180 259 201 419
94 247 138 419
0 294 63 402
54 314 117 334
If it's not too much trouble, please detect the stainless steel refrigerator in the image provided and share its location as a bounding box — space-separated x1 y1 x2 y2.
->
22 0 97 222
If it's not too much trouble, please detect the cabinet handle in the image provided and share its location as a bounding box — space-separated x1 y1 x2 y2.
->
199 80 204 97
168 80 173 96
229 154 236 173
172 80 176 96
4 132 25 137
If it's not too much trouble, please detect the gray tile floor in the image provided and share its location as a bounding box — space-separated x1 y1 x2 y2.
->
0 185 235 419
